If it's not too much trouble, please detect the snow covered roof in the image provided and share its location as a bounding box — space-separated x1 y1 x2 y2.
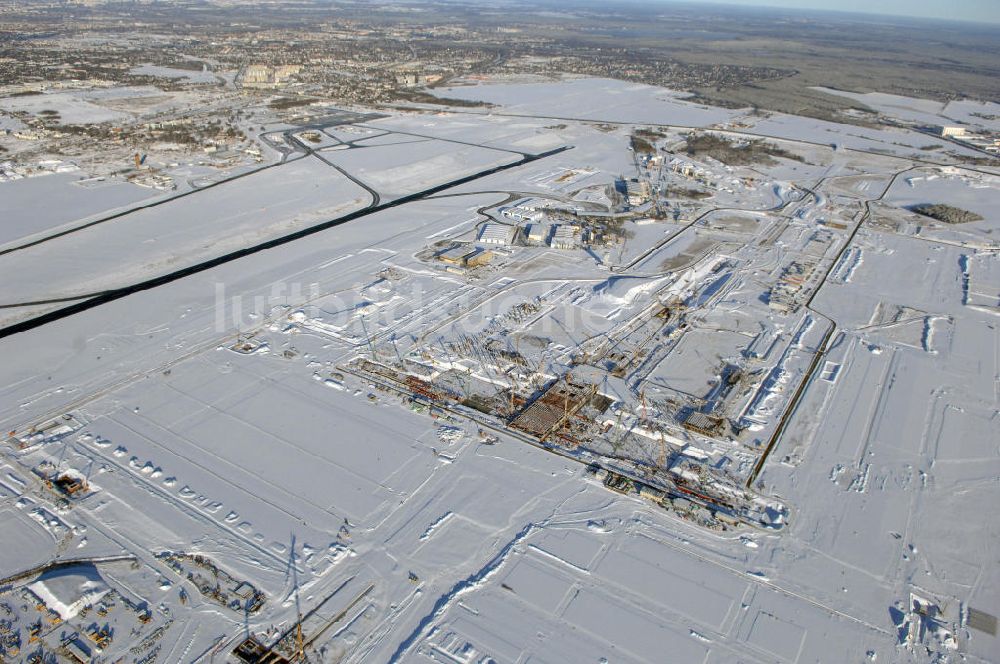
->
28 564 111 620
477 223 515 244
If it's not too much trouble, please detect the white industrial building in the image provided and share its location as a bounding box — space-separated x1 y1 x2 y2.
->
625 179 651 206
525 224 551 243
478 223 516 245
28 565 111 620
499 198 546 222
549 224 581 250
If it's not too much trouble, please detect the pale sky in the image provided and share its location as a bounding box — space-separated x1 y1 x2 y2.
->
675 0 1000 24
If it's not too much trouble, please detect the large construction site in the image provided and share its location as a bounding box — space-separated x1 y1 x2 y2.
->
0 72 997 663
292 129 851 533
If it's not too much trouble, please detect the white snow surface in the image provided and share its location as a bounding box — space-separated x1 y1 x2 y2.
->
0 77 996 664
813 87 1000 132
435 77 741 126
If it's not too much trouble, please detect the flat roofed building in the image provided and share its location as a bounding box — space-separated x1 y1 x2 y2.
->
464 247 494 267
526 223 550 243
549 224 581 250
437 245 493 267
65 638 91 663
437 245 471 265
625 179 650 205
478 223 516 245
500 198 546 222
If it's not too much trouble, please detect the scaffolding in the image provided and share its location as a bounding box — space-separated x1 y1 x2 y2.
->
510 376 597 441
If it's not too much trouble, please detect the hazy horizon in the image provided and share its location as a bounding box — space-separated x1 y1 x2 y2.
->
662 0 1000 25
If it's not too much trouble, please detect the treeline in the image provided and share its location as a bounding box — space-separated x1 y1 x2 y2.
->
909 203 983 224
684 133 803 165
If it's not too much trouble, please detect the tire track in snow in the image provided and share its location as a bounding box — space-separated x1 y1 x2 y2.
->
387 520 541 663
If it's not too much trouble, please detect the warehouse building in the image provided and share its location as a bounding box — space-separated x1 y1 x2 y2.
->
549 224 581 250
526 223 551 244
478 223 516 245
437 245 494 267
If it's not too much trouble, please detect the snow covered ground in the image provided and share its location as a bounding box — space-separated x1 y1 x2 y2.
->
0 173 160 247
813 87 1000 133
317 138 520 200
436 76 741 127
0 77 996 663
0 91 132 125
129 63 219 84
0 156 370 320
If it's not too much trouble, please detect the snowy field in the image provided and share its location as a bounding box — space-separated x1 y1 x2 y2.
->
130 63 218 84
435 77 741 127
0 156 370 317
0 91 131 125
361 113 569 154
0 173 159 247
885 167 1000 221
0 85 201 124
0 506 54 578
317 138 521 200
746 112 983 159
786 230 1000 663
432 77 988 164
813 87 1000 133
